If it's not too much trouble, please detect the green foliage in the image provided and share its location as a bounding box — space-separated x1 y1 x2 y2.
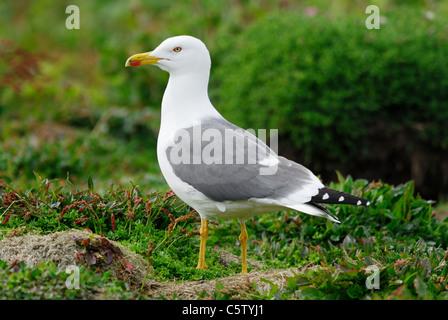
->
257 238 448 300
208 175 448 300
0 260 144 300
213 8 448 196
0 109 163 192
1 175 448 299
211 175 448 262
0 178 240 284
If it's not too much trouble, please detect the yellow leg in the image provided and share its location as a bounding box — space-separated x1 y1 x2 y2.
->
196 218 208 270
239 222 248 274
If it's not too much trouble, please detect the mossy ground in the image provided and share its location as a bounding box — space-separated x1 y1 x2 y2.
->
1 176 447 300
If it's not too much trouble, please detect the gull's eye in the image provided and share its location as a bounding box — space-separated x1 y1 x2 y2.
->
173 47 182 53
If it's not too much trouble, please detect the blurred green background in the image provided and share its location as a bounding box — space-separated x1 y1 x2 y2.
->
1 0 447 202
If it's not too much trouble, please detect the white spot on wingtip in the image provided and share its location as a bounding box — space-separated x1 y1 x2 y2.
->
357 200 362 206
322 193 329 200
338 196 344 202
366 201 370 206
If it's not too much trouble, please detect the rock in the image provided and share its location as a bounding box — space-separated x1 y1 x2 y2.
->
0 229 152 291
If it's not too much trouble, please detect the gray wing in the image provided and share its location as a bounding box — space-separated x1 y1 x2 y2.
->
165 117 322 202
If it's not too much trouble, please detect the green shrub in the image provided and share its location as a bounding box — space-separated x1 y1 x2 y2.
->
212 8 448 198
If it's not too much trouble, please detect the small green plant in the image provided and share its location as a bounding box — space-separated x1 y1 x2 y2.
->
72 234 133 272
254 238 448 300
0 259 145 300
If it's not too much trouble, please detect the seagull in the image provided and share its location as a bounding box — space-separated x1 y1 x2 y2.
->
125 35 370 274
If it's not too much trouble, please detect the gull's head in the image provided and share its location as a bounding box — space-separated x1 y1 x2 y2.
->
125 35 211 76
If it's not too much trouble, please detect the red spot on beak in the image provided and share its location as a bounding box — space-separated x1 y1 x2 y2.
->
130 60 141 66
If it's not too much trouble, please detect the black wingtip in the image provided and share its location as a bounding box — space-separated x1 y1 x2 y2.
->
309 202 341 223
310 187 371 206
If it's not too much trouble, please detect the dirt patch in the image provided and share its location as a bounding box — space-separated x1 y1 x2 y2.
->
0 229 153 291
0 229 302 299
148 268 301 299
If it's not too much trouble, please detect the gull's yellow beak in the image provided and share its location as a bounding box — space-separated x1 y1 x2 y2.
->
125 51 162 67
